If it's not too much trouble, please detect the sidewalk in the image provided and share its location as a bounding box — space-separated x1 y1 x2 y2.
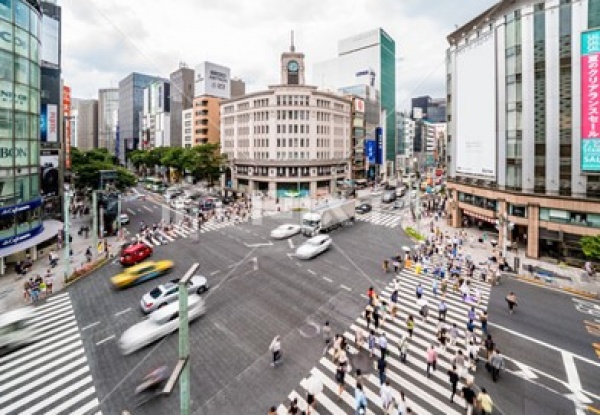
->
0 214 122 313
402 213 600 299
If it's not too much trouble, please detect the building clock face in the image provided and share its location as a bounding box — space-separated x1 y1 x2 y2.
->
288 60 299 72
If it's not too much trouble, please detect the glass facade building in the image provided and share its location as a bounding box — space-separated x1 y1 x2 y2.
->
0 0 43 247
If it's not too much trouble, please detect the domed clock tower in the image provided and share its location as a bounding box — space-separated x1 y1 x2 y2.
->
281 31 305 86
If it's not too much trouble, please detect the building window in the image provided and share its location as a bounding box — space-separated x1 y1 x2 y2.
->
534 6 546 193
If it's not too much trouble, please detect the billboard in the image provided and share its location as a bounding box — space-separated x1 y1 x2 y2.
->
40 104 58 143
40 152 59 198
581 30 600 172
375 127 383 165
354 98 365 113
194 62 231 99
63 85 71 169
455 31 496 178
365 140 376 164
41 16 60 67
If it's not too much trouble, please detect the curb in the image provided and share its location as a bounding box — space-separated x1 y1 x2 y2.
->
513 274 599 299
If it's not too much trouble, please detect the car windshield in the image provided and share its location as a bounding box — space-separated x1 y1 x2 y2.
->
302 219 319 227
149 287 163 299
308 238 323 246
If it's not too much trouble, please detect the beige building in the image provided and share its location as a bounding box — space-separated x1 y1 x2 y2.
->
192 96 221 145
220 42 352 198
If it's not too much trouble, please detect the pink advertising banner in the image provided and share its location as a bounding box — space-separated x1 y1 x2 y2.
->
581 30 600 172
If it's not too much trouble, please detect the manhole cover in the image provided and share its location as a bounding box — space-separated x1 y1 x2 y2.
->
297 321 320 338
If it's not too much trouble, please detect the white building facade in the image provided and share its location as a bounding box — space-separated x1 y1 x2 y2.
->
221 44 352 198
142 81 171 148
447 0 600 259
182 108 194 148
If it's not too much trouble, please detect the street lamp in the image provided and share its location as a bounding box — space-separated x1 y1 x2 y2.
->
495 213 514 260
178 262 199 415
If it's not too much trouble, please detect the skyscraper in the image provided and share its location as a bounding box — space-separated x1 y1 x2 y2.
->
98 88 119 154
314 28 396 175
117 72 166 162
169 65 194 148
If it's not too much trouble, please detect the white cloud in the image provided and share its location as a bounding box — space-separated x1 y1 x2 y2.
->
60 0 497 109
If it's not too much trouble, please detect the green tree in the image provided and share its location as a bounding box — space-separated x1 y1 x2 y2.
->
184 143 225 185
581 235 600 260
70 147 136 191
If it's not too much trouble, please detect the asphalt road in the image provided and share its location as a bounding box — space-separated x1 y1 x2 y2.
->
61 192 600 415
67 194 414 415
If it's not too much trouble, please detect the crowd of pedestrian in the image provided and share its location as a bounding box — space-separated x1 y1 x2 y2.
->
22 270 54 304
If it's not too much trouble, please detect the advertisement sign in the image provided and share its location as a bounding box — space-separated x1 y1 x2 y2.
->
41 16 60 67
0 197 42 217
40 104 57 143
581 30 600 172
0 224 43 248
455 31 496 178
63 85 71 169
40 153 59 198
194 61 231 99
365 140 376 164
354 98 365 114
375 127 383 165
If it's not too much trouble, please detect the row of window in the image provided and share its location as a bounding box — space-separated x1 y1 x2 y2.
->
277 95 310 107
540 208 600 228
0 174 40 207
277 124 309 134
253 125 269 134
254 111 269 121
0 207 41 240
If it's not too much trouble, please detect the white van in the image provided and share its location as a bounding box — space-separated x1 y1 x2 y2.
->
0 306 37 351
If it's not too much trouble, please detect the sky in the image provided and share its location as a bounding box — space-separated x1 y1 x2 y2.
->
60 0 498 110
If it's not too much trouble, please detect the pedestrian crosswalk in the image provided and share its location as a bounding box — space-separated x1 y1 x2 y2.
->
356 211 402 228
0 292 102 415
133 211 281 247
278 266 492 415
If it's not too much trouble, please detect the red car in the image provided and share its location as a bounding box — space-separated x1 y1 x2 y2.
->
120 243 153 266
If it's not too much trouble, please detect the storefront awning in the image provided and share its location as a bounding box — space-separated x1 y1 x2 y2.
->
463 210 496 224
0 220 63 258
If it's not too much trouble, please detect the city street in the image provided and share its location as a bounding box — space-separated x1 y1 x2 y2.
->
2 191 599 414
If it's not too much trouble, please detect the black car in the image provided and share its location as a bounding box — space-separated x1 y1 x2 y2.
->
355 203 372 214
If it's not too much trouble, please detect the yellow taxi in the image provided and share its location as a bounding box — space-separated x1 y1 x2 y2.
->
110 260 174 289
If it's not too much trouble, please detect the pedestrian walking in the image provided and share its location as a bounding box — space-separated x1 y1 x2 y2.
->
399 335 409 363
490 349 505 382
465 319 475 345
438 299 448 321
379 332 388 359
85 247 92 263
355 383 368 415
390 290 399 319
480 309 489 337
336 362 346 398
373 308 380 332
368 330 377 357
365 305 372 330
380 380 394 414
415 283 424 299
287 398 299 414
477 388 494 415
406 315 415 338
432 278 439 298
323 321 332 355
355 327 366 350
506 292 518 314
425 344 438 378
468 306 476 322
467 340 480 372
448 365 459 403
395 390 408 415
306 390 316 415
377 355 387 385
461 380 477 415
269 335 282 366
449 323 459 346
484 335 495 360
268 406 277 415
417 296 429 322
440 278 448 298
453 350 467 379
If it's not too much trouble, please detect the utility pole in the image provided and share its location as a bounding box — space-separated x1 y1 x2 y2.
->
178 263 199 415
116 193 122 239
92 191 98 256
63 191 72 281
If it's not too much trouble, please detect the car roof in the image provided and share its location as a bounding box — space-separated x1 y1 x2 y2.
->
122 243 149 254
126 261 156 273
150 294 203 323
308 235 330 243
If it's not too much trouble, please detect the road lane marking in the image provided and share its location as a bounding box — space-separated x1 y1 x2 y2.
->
489 322 600 368
95 335 115 346
307 269 316 275
340 284 352 292
288 239 294 249
210 270 221 276
114 307 131 317
81 321 100 331
360 294 368 299
562 350 590 414
127 208 136 215
322 277 333 283
143 206 153 212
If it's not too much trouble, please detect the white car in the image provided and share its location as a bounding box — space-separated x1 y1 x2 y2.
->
270 224 301 240
119 213 130 225
295 235 332 260
119 294 206 355
140 275 209 314
171 199 185 210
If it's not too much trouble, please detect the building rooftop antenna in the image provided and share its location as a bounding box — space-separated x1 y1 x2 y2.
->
290 30 295 52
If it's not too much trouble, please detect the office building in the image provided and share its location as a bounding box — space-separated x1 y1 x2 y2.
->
314 28 396 175
72 98 98 151
182 108 194 148
230 77 246 99
221 41 352 198
117 72 166 161
141 80 170 149
192 96 220 146
411 95 447 123
98 88 119 154
169 65 194 148
446 0 600 260
0 0 63 274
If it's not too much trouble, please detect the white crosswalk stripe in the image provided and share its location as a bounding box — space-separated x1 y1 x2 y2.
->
132 211 282 246
279 266 492 415
0 293 102 415
356 211 402 228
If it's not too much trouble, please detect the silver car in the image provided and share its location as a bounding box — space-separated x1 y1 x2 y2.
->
140 275 209 313
295 235 332 260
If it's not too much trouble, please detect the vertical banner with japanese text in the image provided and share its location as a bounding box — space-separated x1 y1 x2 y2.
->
581 30 600 172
